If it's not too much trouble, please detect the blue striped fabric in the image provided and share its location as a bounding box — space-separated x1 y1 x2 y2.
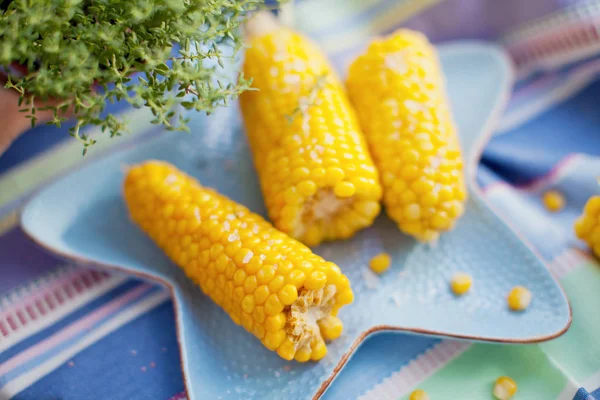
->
2 1 600 399
574 388 596 400
480 78 600 187
0 279 144 364
12 302 185 400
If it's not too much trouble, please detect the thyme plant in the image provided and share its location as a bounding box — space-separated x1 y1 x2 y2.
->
0 0 264 153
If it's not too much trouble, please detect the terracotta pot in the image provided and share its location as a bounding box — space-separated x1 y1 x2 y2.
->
0 70 73 154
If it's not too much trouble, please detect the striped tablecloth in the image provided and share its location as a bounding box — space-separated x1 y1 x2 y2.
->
1 0 600 399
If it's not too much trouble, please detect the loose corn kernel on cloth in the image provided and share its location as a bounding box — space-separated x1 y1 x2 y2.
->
1 0 600 399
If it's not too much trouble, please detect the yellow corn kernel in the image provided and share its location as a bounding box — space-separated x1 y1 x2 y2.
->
325 167 345 185
241 312 254 332
408 389 430 400
123 161 354 362
265 313 286 333
277 338 296 361
278 284 299 305
294 346 312 362
305 271 327 290
334 182 356 198
264 294 284 316
252 324 266 340
493 376 517 399
240 12 382 247
310 338 328 361
543 190 566 212
336 289 354 305
263 330 286 350
323 263 343 286
254 285 270 305
346 29 467 242
574 195 600 257
268 275 286 293
243 275 258 294
317 315 343 341
252 306 266 324
450 272 472 296
233 269 246 286
257 264 276 285
369 252 391 274
241 294 255 313
507 286 532 311
286 270 306 288
233 287 245 303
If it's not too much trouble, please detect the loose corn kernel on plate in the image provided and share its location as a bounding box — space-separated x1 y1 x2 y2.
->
21 42 570 400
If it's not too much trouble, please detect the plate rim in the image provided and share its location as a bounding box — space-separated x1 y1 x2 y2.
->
18 40 572 400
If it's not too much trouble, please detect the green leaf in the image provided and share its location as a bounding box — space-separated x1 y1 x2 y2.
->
155 62 170 75
180 101 195 108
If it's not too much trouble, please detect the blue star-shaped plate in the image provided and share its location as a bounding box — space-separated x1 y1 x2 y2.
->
21 42 571 399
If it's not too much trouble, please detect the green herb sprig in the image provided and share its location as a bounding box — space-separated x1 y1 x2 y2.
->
0 0 264 154
285 72 328 124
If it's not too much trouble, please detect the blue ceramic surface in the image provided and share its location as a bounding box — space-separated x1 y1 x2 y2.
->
21 42 571 400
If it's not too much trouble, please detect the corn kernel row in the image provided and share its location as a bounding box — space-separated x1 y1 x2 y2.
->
123 161 354 361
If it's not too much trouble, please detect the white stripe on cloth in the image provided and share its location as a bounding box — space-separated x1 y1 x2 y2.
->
0 290 170 399
583 370 600 394
548 248 593 280
552 356 600 400
296 0 444 55
357 341 471 400
555 374 600 399
502 0 600 79
555 380 585 400
0 272 128 353
497 59 600 134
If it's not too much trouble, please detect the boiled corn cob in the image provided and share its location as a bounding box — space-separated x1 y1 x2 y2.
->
574 195 600 257
123 161 354 362
239 12 382 246
346 29 467 242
